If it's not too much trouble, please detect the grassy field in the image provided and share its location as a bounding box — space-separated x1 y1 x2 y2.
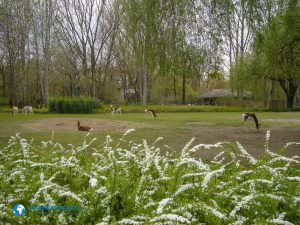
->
0 111 299 158
1 111 300 224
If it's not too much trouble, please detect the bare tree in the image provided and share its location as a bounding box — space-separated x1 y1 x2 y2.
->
31 0 54 105
54 0 115 99
0 0 32 106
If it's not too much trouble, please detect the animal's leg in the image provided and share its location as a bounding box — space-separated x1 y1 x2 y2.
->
242 114 248 127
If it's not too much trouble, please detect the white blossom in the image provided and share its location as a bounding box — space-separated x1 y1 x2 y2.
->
89 177 98 188
150 214 190 224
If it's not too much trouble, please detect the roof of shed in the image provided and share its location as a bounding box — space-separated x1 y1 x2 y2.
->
201 89 252 98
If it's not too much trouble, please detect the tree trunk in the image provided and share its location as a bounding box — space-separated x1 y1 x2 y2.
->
142 41 148 105
182 75 186 104
263 78 268 107
269 79 274 108
90 46 96 99
287 95 295 110
1 73 7 96
173 75 177 97
9 65 16 106
142 68 148 105
269 80 274 100
43 59 49 105
278 78 298 110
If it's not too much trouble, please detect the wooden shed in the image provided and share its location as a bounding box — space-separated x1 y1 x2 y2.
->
200 89 252 105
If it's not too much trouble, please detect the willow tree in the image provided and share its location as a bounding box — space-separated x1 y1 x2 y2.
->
115 0 160 105
116 0 198 105
253 2 300 109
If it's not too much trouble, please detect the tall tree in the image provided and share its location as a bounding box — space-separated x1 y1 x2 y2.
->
32 0 54 105
54 0 114 99
0 0 32 106
253 2 300 109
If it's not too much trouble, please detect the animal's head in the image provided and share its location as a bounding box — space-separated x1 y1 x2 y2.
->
77 121 80 126
145 109 148 113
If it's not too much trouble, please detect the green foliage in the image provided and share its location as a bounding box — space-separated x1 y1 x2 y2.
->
231 3 300 109
254 3 300 80
48 96 100 114
100 104 267 113
0 132 299 224
0 96 9 106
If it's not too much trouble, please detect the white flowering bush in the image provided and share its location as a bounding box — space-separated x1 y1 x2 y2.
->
0 130 299 224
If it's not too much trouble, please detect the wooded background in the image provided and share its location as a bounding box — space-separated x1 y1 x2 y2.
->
0 0 299 109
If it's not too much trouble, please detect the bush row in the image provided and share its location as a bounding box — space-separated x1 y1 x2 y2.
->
99 104 269 113
48 96 100 114
0 96 9 106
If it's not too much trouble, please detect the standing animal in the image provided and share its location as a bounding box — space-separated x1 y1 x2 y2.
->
22 106 33 115
144 109 157 119
12 106 18 116
77 121 93 131
110 105 122 116
242 113 259 130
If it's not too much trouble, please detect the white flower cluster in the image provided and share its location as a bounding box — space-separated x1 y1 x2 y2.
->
0 130 299 224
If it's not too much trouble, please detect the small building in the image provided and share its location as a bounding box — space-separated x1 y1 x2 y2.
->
200 89 252 105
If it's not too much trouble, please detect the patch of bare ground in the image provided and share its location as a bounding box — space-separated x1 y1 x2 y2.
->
263 118 300 123
184 127 300 159
22 118 143 133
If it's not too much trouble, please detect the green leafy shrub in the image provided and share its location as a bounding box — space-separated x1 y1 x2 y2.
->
0 131 299 224
48 96 99 113
0 96 9 106
101 104 268 113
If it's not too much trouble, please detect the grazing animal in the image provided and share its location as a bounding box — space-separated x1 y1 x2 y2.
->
144 109 157 119
77 121 93 131
22 106 33 115
242 113 259 130
110 104 121 116
12 106 18 116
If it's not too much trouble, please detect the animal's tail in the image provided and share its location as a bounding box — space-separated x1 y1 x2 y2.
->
252 114 259 130
89 128 93 131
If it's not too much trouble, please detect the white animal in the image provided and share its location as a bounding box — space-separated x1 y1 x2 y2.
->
110 105 121 116
12 106 18 116
144 109 157 119
22 106 33 115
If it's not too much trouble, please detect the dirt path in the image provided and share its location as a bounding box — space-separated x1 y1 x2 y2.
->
21 118 144 133
263 118 300 123
183 127 300 158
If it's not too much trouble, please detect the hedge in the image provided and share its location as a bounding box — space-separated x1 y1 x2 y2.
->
48 96 99 113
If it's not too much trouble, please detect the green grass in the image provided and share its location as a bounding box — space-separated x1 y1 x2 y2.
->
0 111 299 145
